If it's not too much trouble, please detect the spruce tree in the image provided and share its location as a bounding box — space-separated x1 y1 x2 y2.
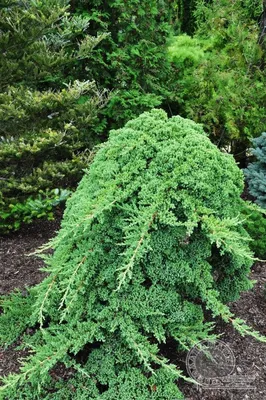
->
245 132 266 208
0 110 264 399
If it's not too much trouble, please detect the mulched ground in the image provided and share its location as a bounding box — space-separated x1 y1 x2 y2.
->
1 217 266 399
181 261 266 400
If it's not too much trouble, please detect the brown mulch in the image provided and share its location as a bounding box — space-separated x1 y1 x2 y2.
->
181 261 266 400
0 218 61 295
1 218 266 399
0 218 61 378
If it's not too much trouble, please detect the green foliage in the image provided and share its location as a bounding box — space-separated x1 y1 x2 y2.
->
0 188 71 233
71 0 179 129
0 0 108 90
0 110 263 399
241 203 266 259
245 132 266 208
0 0 108 233
0 290 34 348
176 0 197 34
168 0 266 158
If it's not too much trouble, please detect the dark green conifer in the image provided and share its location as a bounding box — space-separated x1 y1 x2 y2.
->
0 0 108 232
71 0 179 129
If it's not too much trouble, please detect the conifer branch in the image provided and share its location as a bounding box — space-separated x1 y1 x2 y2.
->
81 199 117 224
115 211 157 291
38 274 58 327
58 255 87 320
59 256 87 308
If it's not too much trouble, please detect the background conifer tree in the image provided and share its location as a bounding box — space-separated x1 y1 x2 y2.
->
0 0 108 232
245 132 266 208
70 0 180 129
168 0 266 165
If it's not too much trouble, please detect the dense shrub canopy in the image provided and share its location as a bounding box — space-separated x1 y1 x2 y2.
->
3 0 264 232
0 110 260 399
168 0 266 162
241 205 266 259
71 0 179 129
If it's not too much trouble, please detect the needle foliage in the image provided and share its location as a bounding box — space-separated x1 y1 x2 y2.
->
0 110 263 399
245 133 266 209
71 0 179 130
0 0 108 233
168 0 266 160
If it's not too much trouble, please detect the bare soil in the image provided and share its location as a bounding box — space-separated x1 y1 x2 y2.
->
1 218 266 399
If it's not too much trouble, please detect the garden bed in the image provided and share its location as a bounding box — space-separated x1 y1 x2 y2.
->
0 218 266 399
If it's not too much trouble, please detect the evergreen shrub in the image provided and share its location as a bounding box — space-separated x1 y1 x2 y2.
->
241 205 266 259
0 0 108 233
245 132 266 208
0 188 71 233
71 0 180 129
168 0 266 160
0 110 264 399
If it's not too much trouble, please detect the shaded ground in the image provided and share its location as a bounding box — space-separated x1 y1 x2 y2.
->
0 218 266 399
0 218 61 378
181 261 266 400
0 218 61 295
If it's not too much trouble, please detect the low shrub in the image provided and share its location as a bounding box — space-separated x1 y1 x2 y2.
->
241 204 266 259
0 110 264 399
0 188 71 233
